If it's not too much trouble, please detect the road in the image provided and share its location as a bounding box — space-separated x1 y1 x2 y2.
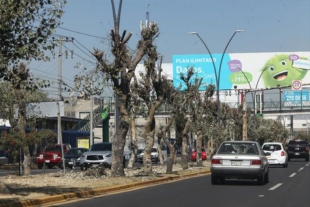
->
47 160 309 207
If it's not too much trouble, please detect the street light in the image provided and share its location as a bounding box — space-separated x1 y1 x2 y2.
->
189 30 244 126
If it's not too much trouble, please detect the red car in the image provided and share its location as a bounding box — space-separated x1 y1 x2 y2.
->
36 144 71 169
191 148 207 161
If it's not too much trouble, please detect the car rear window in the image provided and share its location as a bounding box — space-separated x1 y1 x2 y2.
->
217 143 259 155
288 140 307 145
263 144 282 151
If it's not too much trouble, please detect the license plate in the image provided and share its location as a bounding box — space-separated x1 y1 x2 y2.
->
268 160 274 163
231 161 242 166
295 153 300 155
45 160 50 163
92 164 98 167
68 162 73 165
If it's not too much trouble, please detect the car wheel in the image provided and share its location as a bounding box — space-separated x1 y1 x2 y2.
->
211 174 218 185
80 165 87 171
47 164 53 169
265 171 269 184
257 173 265 185
305 156 309 161
37 164 43 169
288 157 291 161
283 161 288 168
139 161 143 164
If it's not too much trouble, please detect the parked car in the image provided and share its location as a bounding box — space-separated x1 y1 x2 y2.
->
36 144 71 169
286 140 309 161
61 147 88 169
79 142 113 170
262 142 288 168
191 148 207 161
211 141 269 185
136 148 159 164
0 150 8 165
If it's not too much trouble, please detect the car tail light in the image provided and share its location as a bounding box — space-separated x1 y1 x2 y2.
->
306 146 309 152
281 151 285 156
211 159 222 164
251 160 261 165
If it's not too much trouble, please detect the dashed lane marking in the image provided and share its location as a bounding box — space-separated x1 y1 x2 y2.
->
269 183 283 191
289 173 296 177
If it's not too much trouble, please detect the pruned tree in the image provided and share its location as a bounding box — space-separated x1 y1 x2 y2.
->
189 84 215 166
76 0 160 176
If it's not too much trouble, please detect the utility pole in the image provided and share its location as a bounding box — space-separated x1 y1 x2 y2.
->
53 36 73 173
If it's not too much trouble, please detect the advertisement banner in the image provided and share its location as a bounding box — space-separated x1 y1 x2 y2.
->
173 52 310 91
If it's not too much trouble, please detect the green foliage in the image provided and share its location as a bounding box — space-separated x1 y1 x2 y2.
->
0 129 57 163
0 0 66 75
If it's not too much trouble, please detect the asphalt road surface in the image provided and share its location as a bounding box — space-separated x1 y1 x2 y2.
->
48 159 310 207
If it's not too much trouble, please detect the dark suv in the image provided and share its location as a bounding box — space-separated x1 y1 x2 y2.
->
287 140 309 161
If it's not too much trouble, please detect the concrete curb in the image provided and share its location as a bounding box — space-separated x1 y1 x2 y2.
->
0 169 210 207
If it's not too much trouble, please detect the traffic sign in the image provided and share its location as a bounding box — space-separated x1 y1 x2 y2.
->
292 80 302 90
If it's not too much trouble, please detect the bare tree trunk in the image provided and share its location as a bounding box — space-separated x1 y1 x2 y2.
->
143 132 155 174
196 130 203 166
111 121 128 177
181 120 190 170
128 111 138 168
111 95 130 177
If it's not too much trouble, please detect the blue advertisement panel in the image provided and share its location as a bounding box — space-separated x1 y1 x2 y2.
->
173 52 310 91
283 90 310 107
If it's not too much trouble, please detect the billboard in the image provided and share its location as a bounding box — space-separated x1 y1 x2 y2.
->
172 52 310 91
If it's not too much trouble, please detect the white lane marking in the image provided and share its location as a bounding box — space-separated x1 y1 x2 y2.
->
269 183 283 191
289 173 296 177
298 167 304 171
306 163 309 166
259 195 264 197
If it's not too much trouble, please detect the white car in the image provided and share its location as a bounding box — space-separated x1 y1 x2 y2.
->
262 142 288 168
211 141 269 185
136 148 159 164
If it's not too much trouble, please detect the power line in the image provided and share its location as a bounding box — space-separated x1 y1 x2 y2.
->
58 27 104 39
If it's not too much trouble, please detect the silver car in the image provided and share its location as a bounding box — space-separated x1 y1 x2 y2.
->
211 141 269 185
79 143 112 171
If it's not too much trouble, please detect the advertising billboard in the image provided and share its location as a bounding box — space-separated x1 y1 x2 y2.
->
172 52 310 91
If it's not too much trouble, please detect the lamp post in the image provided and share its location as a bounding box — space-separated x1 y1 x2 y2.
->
189 30 244 126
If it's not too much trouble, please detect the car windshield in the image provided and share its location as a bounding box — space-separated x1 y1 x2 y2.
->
217 143 259 155
90 143 112 151
66 149 84 155
45 146 62 151
263 144 281 151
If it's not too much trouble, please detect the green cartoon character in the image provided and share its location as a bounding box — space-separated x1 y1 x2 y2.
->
261 54 308 88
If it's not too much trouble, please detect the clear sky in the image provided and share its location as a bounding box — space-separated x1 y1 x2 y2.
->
29 0 310 98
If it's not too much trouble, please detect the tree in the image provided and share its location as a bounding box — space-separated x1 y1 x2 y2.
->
76 0 160 177
0 0 66 177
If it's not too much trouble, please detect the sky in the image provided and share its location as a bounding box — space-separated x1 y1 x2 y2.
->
28 0 310 98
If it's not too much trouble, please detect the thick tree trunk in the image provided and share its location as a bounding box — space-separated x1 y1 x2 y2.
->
111 120 128 177
111 95 130 177
181 120 190 170
127 111 138 168
143 130 155 174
